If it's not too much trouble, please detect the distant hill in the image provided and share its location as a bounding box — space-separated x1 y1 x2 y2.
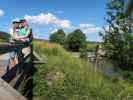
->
0 32 10 42
0 31 49 43
34 38 49 42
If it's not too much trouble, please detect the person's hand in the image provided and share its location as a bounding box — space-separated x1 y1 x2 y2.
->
12 36 18 40
12 34 19 40
19 38 26 42
12 35 22 41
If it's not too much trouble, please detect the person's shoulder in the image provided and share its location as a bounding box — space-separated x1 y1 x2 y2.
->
27 27 32 32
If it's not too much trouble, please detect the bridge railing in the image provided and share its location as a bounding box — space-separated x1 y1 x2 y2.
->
0 42 33 77
0 42 34 99
0 42 29 54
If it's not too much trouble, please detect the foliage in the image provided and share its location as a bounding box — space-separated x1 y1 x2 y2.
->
66 29 86 51
49 29 66 45
79 47 88 59
49 29 87 52
101 0 133 69
115 86 133 100
33 40 133 100
0 32 10 42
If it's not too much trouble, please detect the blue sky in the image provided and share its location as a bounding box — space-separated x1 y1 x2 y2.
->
0 0 107 41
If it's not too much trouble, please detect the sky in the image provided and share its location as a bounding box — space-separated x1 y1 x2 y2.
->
0 0 107 41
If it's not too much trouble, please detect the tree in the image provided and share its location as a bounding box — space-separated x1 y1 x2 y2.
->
49 29 66 45
101 0 133 69
66 29 86 51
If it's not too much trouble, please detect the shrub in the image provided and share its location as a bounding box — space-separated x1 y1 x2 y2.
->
49 29 66 45
66 29 86 51
79 48 88 59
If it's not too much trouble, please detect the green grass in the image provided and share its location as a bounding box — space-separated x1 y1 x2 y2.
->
33 40 133 100
0 38 8 43
86 43 98 52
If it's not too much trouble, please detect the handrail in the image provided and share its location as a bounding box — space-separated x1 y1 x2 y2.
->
0 41 44 72
0 77 26 100
0 43 33 76
0 42 28 54
0 42 32 99
0 41 45 100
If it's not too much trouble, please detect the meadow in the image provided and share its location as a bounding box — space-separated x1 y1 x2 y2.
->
86 42 98 52
33 40 133 100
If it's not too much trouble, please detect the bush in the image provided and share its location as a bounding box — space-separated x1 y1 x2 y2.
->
49 29 66 45
66 29 86 51
79 48 88 59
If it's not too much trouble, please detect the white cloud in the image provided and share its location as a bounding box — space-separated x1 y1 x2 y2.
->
24 13 71 29
78 23 102 34
49 23 102 35
0 9 4 17
79 24 95 28
50 28 58 34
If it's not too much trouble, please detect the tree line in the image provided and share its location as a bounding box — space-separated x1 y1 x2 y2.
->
49 29 87 52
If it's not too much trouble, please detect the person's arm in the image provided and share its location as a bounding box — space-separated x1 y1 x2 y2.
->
9 28 13 37
18 28 31 39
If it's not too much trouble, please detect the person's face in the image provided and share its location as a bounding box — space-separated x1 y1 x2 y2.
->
23 21 28 27
14 23 19 28
19 23 23 28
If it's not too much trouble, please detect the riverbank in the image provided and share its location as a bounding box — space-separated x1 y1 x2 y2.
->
33 40 133 100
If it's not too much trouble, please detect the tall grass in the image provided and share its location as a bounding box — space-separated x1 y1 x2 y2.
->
33 40 133 100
